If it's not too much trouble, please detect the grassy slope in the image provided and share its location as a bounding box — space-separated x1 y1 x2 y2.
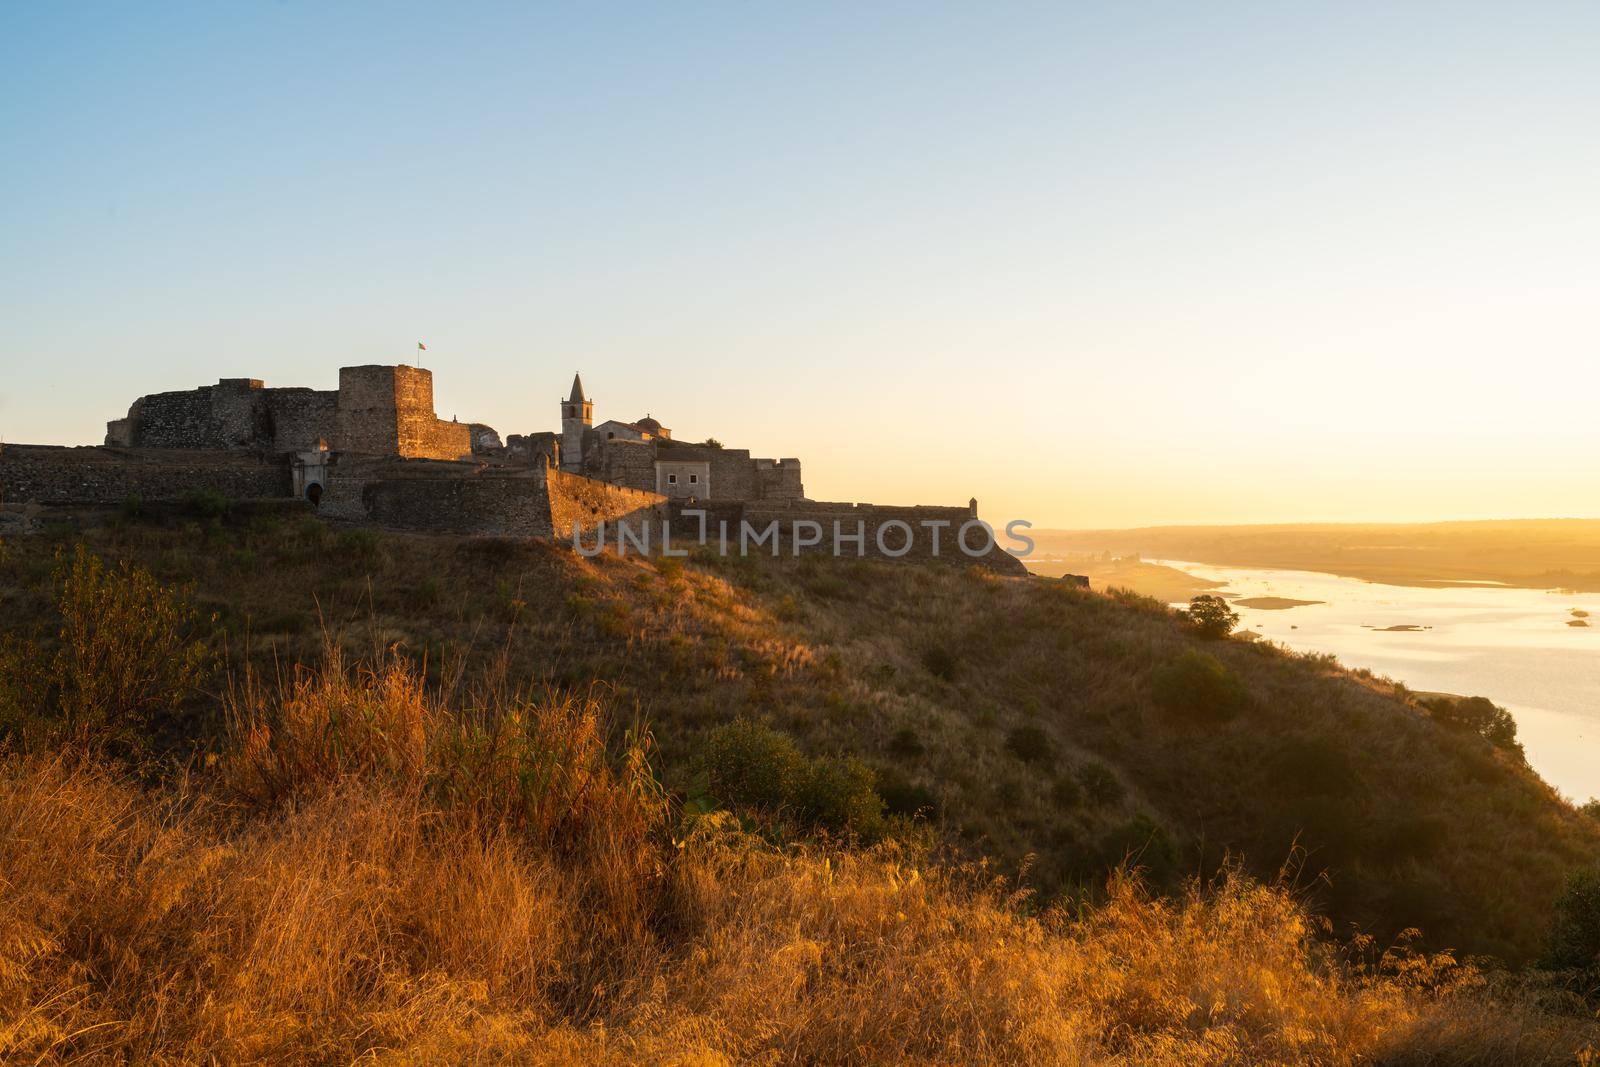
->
2 510 1597 963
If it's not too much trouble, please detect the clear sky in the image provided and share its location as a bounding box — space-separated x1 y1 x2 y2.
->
3 2 1597 528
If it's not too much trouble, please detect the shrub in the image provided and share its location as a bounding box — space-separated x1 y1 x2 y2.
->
1543 867 1600 974
1151 649 1248 723
42 545 212 751
336 528 382 565
1425 695 1522 756
1582 799 1600 821
793 755 884 838
1051 773 1082 809
701 719 805 811
1184 594 1240 639
887 726 925 759
922 645 958 682
181 488 231 521
1078 759 1125 808
1101 813 1180 886
1004 724 1054 764
875 767 938 820
699 720 884 838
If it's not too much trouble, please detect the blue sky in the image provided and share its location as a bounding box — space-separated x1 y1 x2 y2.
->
3 2 1597 526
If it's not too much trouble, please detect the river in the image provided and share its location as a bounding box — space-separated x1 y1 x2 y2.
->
1148 560 1600 800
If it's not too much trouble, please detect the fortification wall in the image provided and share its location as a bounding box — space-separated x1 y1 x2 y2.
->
755 458 804 501
597 439 656 492
360 473 551 536
0 445 291 505
664 499 1025 574
118 378 268 450
265 388 338 452
546 469 665 540
318 459 663 539
334 365 472 459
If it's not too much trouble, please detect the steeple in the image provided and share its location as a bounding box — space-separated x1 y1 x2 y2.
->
560 372 594 474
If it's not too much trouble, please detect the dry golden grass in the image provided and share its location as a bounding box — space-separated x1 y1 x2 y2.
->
4 521 1600 967
2 652 1597 1064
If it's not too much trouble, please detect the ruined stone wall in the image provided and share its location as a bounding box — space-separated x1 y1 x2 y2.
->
0 445 291 505
546 469 665 540
264 388 338 452
119 379 269 450
506 432 560 468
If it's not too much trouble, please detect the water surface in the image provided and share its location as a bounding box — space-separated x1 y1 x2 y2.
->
1153 560 1600 800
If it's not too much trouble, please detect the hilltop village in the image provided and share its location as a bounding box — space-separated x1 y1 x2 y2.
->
0 363 1021 570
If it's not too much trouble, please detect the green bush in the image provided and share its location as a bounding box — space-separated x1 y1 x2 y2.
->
336 528 382 565
701 719 805 810
700 719 884 838
1581 800 1600 821
36 546 212 752
887 726 925 759
876 766 938 820
1078 759 1125 808
1151 649 1248 723
922 645 958 682
1543 867 1600 973
1051 773 1082 809
180 488 231 521
1424 695 1522 756
794 755 883 837
1184 595 1239 639
1004 724 1054 764
1100 812 1180 886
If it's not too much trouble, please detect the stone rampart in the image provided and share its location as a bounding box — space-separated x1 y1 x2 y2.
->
0 445 291 505
664 499 1026 574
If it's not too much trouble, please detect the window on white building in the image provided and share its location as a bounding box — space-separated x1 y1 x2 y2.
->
668 474 677 484
689 474 698 484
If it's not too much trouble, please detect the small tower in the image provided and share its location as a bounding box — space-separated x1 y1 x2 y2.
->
560 373 593 473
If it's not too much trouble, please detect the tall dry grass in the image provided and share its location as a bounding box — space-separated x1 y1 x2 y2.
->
2 651 1596 1064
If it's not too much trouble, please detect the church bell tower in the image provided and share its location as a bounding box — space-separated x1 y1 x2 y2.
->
560 373 592 473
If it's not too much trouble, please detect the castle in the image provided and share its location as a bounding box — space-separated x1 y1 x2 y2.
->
0 362 1021 571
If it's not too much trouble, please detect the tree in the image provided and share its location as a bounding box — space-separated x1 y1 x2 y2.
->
1544 867 1600 973
1185 595 1239 639
1424 695 1522 756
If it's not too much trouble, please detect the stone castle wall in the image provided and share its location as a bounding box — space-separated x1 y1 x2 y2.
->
545 469 665 540
109 367 471 460
663 499 1025 574
595 439 656 492
266 389 339 451
318 456 664 539
0 445 291 505
332 365 472 460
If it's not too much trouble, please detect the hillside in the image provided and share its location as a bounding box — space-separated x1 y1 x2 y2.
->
1 506 1596 965
5 507 1600 1059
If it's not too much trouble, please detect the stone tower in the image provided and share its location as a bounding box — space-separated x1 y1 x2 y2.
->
560 373 592 473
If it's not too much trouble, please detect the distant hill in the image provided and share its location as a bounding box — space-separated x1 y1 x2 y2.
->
1031 518 1600 591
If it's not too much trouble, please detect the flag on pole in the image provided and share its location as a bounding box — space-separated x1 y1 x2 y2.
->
417 341 427 351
